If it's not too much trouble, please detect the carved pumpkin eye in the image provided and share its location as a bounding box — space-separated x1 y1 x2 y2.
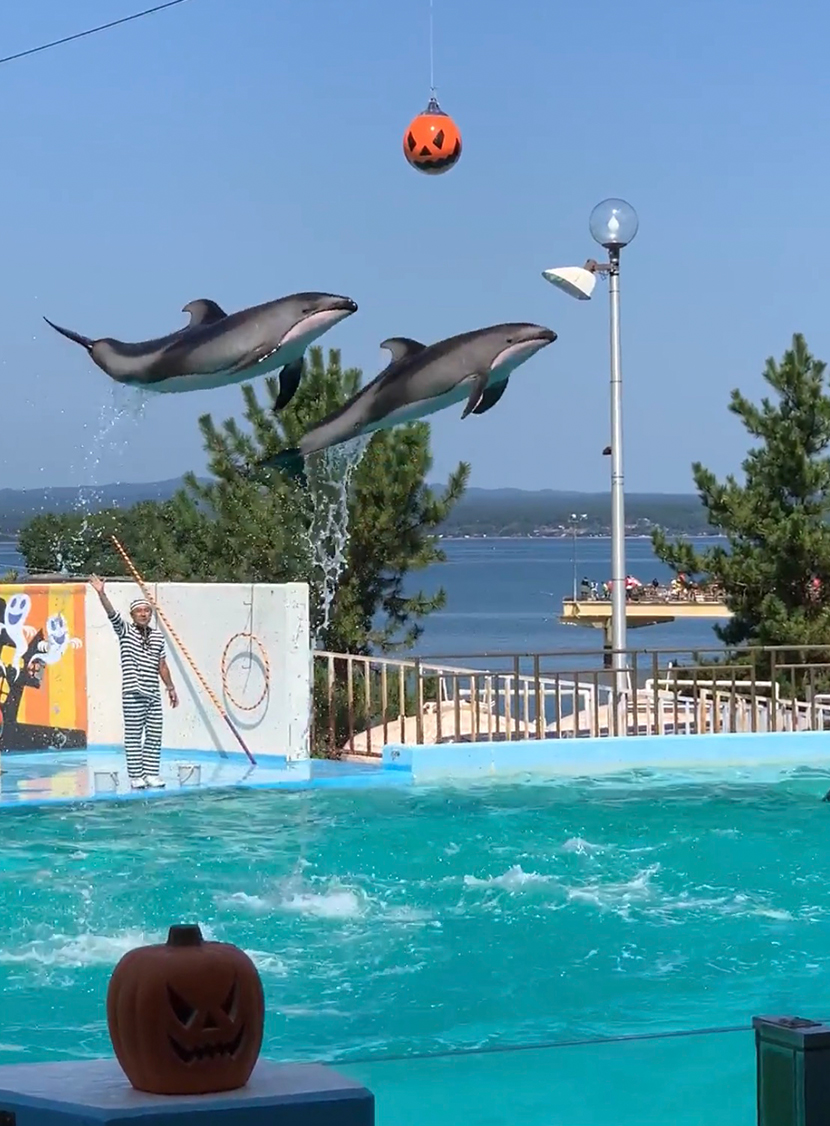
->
221 980 238 1020
167 986 196 1028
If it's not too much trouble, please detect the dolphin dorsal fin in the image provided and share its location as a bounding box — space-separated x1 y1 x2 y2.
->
182 299 228 327
380 337 426 363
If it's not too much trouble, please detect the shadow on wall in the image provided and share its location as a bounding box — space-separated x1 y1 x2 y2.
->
220 646 271 733
163 642 228 755
0 583 87 753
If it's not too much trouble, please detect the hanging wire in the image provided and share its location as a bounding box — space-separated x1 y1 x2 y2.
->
429 0 436 95
0 0 194 68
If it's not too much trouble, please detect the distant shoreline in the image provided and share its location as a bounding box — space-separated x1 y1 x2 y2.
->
0 532 723 550
0 480 714 541
439 533 724 542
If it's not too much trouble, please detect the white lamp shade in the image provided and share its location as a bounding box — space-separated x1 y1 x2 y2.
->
541 266 596 300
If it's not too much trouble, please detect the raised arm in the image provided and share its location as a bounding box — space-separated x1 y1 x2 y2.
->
88 575 126 637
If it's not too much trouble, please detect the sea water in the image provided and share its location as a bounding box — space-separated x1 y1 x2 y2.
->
2 536 725 658
1 771 828 1124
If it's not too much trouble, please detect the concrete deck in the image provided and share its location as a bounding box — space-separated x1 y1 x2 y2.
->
339 700 539 754
3 731 830 806
0 745 411 809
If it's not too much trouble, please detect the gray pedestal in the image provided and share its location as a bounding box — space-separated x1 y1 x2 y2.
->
0 1058 373 1126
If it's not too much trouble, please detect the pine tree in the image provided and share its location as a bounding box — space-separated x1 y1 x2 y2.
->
652 333 830 660
194 345 469 651
17 502 196 580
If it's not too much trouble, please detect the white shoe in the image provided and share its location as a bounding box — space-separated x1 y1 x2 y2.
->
130 778 147 790
144 775 166 789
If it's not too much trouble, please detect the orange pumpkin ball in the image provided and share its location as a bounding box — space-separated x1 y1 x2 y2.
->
403 96 462 175
107 924 265 1096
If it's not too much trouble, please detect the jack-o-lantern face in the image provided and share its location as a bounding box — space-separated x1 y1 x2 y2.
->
166 976 245 1064
107 924 265 1096
403 96 462 176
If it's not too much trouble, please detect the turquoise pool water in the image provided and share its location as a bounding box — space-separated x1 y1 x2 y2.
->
2 768 830 1124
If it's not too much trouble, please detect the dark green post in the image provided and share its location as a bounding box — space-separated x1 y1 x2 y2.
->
754 1016 830 1126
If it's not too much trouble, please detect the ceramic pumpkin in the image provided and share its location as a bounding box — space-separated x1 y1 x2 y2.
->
106 924 264 1095
403 96 462 175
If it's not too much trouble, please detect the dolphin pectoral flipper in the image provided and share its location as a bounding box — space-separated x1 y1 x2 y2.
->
380 337 427 363
272 358 304 412
461 372 490 419
471 377 510 416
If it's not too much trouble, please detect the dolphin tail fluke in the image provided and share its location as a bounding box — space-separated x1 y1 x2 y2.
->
43 317 93 354
260 447 308 487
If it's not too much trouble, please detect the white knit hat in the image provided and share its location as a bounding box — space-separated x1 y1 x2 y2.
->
130 597 151 612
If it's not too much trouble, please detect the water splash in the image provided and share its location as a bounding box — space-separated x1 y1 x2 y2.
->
85 386 147 486
305 436 370 645
76 385 148 509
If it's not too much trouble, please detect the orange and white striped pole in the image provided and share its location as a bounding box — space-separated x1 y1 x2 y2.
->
110 536 257 766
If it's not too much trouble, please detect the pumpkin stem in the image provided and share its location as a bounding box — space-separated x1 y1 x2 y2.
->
167 924 204 947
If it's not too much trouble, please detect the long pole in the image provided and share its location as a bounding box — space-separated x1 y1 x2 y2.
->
110 536 257 765
608 248 628 694
571 516 577 601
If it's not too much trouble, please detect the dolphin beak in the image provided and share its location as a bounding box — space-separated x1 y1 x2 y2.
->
535 328 557 344
331 297 358 314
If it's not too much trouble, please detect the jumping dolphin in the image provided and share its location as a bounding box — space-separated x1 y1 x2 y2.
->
43 291 359 405
260 321 557 481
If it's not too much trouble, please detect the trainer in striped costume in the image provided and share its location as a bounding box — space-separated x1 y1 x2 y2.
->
89 576 179 790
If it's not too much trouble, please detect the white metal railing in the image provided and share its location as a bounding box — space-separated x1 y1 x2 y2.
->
313 652 830 754
313 650 617 751
644 677 830 735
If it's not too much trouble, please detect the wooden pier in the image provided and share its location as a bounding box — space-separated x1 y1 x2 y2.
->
560 596 732 634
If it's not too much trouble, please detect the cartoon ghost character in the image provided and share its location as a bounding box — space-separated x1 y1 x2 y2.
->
37 612 83 665
0 593 37 679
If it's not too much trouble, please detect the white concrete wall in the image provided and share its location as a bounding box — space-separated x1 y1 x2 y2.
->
85 581 310 760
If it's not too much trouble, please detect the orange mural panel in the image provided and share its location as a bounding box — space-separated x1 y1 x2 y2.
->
0 583 88 752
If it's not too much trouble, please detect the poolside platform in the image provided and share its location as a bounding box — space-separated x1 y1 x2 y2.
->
0 746 411 809
6 727 830 809
560 595 732 632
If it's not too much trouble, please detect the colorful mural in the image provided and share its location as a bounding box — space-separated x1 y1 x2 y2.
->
0 583 87 752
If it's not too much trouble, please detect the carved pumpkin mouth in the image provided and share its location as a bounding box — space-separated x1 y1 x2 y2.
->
168 1023 246 1064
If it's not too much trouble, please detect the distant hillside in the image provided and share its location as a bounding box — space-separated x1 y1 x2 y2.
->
437 487 709 537
0 478 709 538
0 478 195 535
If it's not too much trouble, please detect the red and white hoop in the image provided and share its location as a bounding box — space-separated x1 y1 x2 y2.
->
220 632 270 712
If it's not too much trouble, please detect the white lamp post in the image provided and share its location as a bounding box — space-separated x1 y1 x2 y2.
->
542 199 639 689
570 512 588 601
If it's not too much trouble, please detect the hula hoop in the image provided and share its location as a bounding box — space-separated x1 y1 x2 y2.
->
221 632 270 712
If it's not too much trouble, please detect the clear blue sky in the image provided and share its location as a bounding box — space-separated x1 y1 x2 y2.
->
2 0 828 494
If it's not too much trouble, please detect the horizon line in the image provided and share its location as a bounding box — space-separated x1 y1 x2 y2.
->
0 477 700 498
